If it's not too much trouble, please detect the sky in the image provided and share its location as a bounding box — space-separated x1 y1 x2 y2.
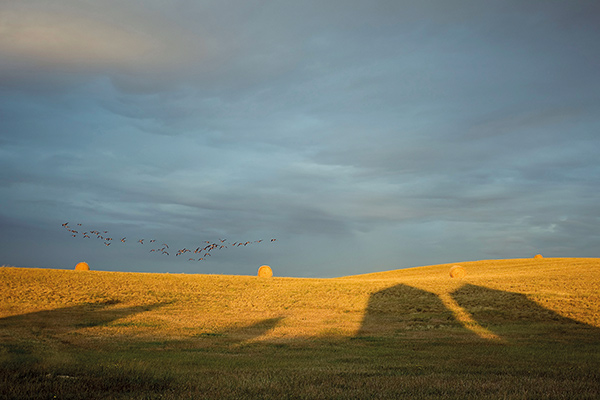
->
1 0 599 278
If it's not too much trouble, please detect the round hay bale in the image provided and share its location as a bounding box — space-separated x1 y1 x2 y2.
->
449 265 466 278
534 254 543 259
75 262 90 271
258 265 273 278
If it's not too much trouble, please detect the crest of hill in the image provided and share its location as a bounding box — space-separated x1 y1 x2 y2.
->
337 258 600 281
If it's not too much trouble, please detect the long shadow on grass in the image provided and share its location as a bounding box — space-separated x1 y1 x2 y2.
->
356 284 471 340
0 300 176 398
0 300 170 338
356 283 600 343
451 284 600 343
219 317 284 342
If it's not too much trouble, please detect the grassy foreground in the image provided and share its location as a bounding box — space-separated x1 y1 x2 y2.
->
1 258 599 399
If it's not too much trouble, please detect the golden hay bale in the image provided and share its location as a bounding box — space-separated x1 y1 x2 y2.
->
449 265 466 278
258 265 273 278
534 254 543 259
75 262 90 271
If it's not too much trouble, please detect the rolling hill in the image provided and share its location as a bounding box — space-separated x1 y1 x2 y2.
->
1 258 599 399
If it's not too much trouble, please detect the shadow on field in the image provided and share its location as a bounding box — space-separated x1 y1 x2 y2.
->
451 284 600 342
223 317 284 342
356 283 600 343
356 284 465 338
0 300 169 338
356 284 600 342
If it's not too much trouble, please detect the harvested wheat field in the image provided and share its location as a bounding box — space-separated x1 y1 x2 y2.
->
1 258 600 399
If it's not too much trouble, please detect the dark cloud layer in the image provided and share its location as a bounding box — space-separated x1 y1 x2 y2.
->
1 1 599 277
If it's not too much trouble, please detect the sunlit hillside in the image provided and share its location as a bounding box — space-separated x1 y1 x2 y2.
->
341 258 600 329
1 258 599 342
1 258 600 399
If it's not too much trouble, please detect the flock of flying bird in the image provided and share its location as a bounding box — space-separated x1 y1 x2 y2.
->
61 222 276 261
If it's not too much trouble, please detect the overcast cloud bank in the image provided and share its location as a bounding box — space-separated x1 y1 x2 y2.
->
1 1 599 277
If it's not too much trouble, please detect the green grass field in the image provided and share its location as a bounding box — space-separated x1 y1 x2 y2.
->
1 258 599 399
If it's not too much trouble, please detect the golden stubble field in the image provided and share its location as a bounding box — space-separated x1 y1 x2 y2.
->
1 257 599 345
2 258 600 399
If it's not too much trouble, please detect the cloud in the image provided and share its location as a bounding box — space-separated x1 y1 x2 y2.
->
4 1 210 66
0 1 203 95
1 1 599 276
